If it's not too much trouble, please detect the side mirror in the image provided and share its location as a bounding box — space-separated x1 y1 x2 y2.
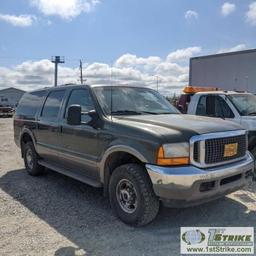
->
67 105 81 125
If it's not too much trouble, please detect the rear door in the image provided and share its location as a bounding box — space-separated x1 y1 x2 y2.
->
36 89 66 163
58 88 100 180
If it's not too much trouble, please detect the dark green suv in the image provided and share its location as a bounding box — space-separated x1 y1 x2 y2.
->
14 84 254 226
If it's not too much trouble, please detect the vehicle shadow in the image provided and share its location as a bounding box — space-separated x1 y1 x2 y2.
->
0 168 255 256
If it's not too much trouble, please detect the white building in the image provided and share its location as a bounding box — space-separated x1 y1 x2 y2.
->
189 49 256 93
0 87 26 107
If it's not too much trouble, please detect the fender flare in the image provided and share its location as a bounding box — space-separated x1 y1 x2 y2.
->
99 145 148 183
19 128 37 150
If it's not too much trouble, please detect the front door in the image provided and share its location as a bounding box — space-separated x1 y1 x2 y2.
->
58 88 99 180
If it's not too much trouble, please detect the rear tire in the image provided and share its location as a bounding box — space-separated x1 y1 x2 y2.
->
109 164 159 226
23 141 44 176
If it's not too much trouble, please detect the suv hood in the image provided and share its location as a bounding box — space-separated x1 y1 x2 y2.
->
116 114 243 137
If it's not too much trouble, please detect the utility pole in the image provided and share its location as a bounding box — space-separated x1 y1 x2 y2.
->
79 60 83 84
51 56 65 87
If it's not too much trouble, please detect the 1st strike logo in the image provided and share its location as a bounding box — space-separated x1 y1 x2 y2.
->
182 230 206 245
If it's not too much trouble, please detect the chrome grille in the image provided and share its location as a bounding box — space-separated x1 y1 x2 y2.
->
190 130 247 168
193 141 200 162
205 135 246 164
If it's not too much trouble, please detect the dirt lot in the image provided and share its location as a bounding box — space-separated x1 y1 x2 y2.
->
0 118 255 256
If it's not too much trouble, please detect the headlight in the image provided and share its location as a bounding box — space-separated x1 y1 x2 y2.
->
157 142 190 166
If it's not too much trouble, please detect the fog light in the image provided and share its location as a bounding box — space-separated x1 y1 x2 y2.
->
199 181 215 192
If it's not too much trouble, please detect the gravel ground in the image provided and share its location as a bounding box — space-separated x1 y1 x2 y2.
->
0 118 255 256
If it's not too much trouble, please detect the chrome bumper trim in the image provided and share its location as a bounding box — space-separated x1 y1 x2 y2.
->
146 151 254 203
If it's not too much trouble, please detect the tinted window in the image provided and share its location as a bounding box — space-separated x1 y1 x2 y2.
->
41 90 65 118
196 95 207 116
196 95 234 118
217 96 234 118
16 90 46 119
65 89 95 122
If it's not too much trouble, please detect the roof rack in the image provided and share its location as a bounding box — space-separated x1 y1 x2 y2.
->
59 83 85 87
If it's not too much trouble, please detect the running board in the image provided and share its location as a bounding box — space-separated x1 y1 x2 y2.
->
38 160 102 188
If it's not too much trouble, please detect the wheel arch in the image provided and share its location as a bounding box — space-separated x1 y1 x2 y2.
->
100 146 149 196
19 129 37 157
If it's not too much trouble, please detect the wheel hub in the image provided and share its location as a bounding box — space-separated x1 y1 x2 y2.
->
26 149 33 169
116 179 138 214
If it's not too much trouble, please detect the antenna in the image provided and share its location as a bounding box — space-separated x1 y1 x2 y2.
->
79 60 86 84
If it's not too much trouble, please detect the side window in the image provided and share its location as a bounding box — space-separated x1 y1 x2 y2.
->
41 90 65 119
16 90 46 119
216 96 234 118
196 95 234 118
196 95 219 117
65 89 95 122
196 95 207 116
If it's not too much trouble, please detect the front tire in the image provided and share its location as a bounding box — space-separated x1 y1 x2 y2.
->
23 142 44 176
109 164 159 226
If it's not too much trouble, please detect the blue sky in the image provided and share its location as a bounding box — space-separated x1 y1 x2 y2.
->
0 0 255 94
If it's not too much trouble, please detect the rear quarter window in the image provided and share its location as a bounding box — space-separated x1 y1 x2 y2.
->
16 90 46 119
41 90 65 119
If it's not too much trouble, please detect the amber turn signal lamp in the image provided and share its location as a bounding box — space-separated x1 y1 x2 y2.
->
157 146 189 166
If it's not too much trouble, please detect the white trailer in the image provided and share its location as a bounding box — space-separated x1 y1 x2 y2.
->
189 49 256 93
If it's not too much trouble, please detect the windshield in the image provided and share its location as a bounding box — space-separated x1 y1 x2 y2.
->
228 94 256 116
93 86 179 115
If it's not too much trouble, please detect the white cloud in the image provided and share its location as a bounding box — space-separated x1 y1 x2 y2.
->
246 2 256 26
217 44 247 53
115 54 161 68
166 46 202 62
154 63 188 76
0 14 36 27
185 10 198 20
221 2 236 17
0 48 204 95
16 59 54 74
30 0 100 20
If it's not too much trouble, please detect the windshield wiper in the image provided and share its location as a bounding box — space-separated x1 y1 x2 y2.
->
111 110 142 115
247 112 256 116
111 110 173 115
156 112 174 115
139 111 158 115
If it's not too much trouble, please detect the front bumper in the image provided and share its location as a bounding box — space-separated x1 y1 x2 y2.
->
146 152 254 207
